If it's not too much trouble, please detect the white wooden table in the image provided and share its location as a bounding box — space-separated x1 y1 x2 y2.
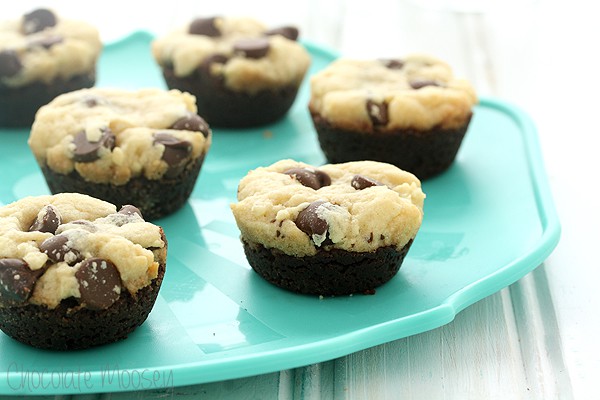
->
2 1 597 398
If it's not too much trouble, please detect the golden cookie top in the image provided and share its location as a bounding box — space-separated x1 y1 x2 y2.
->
0 193 166 310
151 16 311 93
309 55 478 131
28 87 211 185
0 8 102 87
231 159 425 257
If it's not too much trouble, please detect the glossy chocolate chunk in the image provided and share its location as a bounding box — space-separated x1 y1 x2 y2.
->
189 17 220 37
0 258 42 305
27 35 63 49
410 79 442 89
153 132 193 167
233 38 270 59
22 8 57 35
351 174 384 190
40 234 81 264
171 113 210 138
284 168 331 190
0 50 23 78
380 59 404 69
366 100 389 126
296 201 329 239
265 26 299 41
29 204 61 234
72 128 116 163
118 205 143 218
75 258 122 310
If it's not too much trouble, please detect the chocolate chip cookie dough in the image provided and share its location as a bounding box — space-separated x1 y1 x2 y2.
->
0 8 101 127
309 55 478 179
0 193 167 350
28 87 212 220
231 159 425 295
152 16 311 127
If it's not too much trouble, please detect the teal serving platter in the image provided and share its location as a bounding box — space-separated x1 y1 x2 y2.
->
0 32 560 395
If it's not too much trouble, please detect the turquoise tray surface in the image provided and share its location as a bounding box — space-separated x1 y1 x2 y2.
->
0 32 560 395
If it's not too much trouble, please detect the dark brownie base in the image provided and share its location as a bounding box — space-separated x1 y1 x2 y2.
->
0 262 165 350
243 239 413 296
311 112 472 180
40 155 205 221
0 72 95 128
162 66 299 128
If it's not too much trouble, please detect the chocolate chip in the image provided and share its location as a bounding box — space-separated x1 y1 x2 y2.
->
27 35 63 49
366 100 388 126
171 113 210 138
80 95 106 108
118 205 143 219
22 8 57 35
189 17 220 37
233 38 270 59
153 133 192 165
410 79 442 89
29 204 61 234
351 175 384 190
0 258 42 305
0 50 22 78
380 59 404 69
265 26 299 41
153 132 193 178
72 128 116 163
296 201 329 243
284 168 331 190
75 258 122 310
40 235 81 264
199 54 228 78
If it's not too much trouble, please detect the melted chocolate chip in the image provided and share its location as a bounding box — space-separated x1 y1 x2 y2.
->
153 132 193 178
40 235 81 264
284 168 331 190
22 8 57 35
27 35 63 49
171 113 210 138
118 205 143 219
233 38 270 59
0 258 42 305
295 201 329 243
75 258 122 310
351 175 384 190
410 79 442 89
189 17 220 37
380 59 404 69
199 54 229 78
0 50 23 78
366 100 389 126
72 128 116 163
153 133 192 166
29 204 61 234
265 26 299 41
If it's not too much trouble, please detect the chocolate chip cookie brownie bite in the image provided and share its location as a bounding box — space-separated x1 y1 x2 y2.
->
0 8 102 127
309 55 478 179
231 159 425 296
0 193 167 350
152 16 311 127
28 87 212 220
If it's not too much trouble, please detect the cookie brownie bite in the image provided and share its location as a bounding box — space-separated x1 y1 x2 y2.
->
309 55 478 179
28 87 212 220
0 8 102 127
0 193 167 350
152 16 311 127
230 159 425 295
